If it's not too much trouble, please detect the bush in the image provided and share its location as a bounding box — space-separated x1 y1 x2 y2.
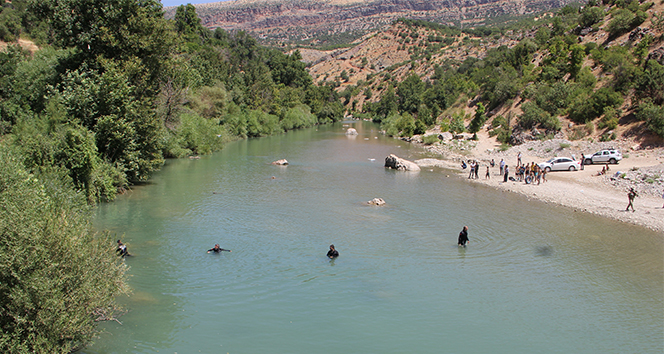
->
280 104 317 131
422 134 439 145
635 101 664 138
518 101 560 131
0 146 129 353
176 113 227 154
448 112 466 134
579 6 605 28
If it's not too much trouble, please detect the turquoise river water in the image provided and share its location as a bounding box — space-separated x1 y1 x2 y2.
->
85 121 663 354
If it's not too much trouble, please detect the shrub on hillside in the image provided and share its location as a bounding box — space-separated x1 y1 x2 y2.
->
635 101 664 138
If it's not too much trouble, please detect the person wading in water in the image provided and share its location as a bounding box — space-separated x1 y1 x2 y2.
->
458 226 469 247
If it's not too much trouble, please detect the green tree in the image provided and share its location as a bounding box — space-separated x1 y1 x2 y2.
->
468 102 487 133
635 101 664 138
30 0 174 95
579 6 604 28
0 146 129 353
397 74 425 114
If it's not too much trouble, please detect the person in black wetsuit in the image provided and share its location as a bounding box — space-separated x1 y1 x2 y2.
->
207 244 231 253
116 240 128 257
327 244 339 258
458 226 469 247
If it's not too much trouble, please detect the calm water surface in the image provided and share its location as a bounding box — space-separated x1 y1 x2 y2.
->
86 122 663 354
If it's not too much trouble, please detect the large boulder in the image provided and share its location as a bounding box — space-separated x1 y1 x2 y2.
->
438 132 454 141
384 154 421 171
345 128 358 135
271 159 289 165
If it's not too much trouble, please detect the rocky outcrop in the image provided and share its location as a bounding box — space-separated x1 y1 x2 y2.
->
346 128 358 135
367 197 386 206
271 159 289 165
647 46 664 65
384 154 420 171
168 0 578 45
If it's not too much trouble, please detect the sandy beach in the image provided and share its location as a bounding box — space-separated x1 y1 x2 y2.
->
412 131 664 233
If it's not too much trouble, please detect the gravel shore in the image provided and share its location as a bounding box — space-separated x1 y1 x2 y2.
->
411 132 664 233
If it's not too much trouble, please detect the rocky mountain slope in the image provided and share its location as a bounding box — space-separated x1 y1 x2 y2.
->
166 0 577 45
302 2 664 145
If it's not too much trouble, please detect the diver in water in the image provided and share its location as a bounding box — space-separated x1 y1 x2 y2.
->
327 244 339 258
458 226 469 247
207 244 231 253
116 240 129 257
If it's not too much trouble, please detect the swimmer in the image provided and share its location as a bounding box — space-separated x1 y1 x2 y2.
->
207 244 231 253
116 240 129 257
327 244 339 258
458 226 469 247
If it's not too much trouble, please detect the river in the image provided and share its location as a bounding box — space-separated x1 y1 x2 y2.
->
86 121 663 353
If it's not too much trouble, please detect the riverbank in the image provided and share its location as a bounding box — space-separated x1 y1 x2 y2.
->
412 131 664 233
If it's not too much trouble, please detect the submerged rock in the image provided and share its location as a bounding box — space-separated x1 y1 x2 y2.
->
368 198 386 206
272 159 289 165
384 154 421 171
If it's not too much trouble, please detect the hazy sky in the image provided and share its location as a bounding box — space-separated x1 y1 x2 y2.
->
161 0 228 7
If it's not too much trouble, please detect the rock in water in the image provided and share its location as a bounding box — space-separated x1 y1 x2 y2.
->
345 128 358 135
272 159 289 165
368 198 386 206
384 154 421 171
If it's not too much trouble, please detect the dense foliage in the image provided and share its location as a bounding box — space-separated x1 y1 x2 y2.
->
0 0 343 203
0 0 344 351
353 2 663 140
0 146 129 353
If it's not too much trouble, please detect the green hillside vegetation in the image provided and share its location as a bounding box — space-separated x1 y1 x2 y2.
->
0 1 344 352
330 1 664 142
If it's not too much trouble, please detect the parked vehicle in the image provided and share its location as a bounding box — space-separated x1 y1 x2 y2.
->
584 149 622 164
538 157 581 172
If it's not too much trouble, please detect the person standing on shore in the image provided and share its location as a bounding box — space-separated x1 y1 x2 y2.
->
500 159 505 175
517 152 522 167
474 161 480 179
503 165 509 183
485 165 490 179
580 154 585 170
626 187 638 212
458 226 469 247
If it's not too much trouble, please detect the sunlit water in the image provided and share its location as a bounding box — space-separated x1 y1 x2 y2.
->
86 122 663 354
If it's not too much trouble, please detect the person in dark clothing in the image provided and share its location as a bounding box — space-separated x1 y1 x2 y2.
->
474 162 479 179
458 226 469 247
327 244 339 258
626 188 638 212
208 244 231 253
116 240 128 257
503 165 509 183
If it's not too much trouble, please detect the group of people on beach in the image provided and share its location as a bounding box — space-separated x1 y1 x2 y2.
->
463 156 547 185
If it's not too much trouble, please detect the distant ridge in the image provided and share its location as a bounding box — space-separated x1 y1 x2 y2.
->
165 0 578 45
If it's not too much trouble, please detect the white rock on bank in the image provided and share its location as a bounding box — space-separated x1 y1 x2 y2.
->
384 154 421 171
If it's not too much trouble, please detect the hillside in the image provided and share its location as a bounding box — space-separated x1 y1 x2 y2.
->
303 1 664 145
165 0 578 46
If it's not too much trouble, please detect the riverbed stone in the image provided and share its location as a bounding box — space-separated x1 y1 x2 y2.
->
272 159 289 165
368 198 386 206
346 128 358 135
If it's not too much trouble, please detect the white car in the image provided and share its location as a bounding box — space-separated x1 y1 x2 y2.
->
584 149 622 164
538 157 581 172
